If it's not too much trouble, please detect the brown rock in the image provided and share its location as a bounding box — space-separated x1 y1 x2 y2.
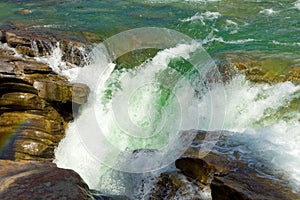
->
0 26 91 162
0 30 5 42
0 81 38 95
211 168 300 200
115 48 159 69
18 9 32 14
0 160 93 200
59 39 91 66
149 171 207 200
82 31 103 43
0 110 65 160
33 80 90 104
0 92 47 110
175 131 300 200
1 25 91 66
216 52 300 85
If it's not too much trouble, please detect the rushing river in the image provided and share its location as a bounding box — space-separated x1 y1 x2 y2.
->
1 0 299 199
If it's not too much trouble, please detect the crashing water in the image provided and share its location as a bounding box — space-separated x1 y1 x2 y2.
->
50 38 300 197
53 40 225 193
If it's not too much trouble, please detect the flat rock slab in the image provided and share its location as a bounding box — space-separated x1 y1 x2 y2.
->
0 160 93 200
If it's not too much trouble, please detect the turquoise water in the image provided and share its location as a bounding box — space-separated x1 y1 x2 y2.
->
1 0 300 58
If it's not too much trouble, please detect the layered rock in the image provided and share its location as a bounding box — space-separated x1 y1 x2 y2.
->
0 160 93 200
0 24 92 67
0 27 89 161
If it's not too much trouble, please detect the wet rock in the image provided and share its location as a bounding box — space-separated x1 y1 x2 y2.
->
286 67 300 85
175 131 300 200
216 52 300 85
211 170 299 200
149 171 210 200
59 39 90 66
1 25 91 66
0 109 65 160
0 30 5 43
33 81 90 104
115 48 159 69
90 190 131 200
216 59 236 83
82 31 103 43
0 27 90 161
0 92 47 110
0 160 93 200
18 9 32 14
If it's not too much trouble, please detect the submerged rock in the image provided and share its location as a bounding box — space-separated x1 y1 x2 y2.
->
0 160 93 200
216 52 300 85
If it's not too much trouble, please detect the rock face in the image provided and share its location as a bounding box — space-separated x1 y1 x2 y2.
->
0 26 89 161
0 160 93 200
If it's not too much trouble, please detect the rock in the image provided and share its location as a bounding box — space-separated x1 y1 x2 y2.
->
0 160 93 200
18 9 32 14
174 131 300 200
1 25 91 66
0 109 65 160
0 30 6 43
115 48 159 69
90 190 131 200
211 170 298 200
0 92 47 110
148 171 210 200
59 39 90 66
33 81 90 104
82 31 103 43
13 60 53 74
0 27 90 161
216 52 300 85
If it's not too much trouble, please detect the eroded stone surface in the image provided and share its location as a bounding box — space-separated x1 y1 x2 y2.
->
0 160 93 200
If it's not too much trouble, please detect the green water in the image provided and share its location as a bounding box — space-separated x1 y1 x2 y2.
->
1 0 300 60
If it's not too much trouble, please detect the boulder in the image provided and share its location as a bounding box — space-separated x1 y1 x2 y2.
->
0 160 93 200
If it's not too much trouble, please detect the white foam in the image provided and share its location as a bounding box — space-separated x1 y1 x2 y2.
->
271 40 300 47
295 0 300 10
180 11 221 23
54 41 219 190
259 8 278 15
226 19 238 26
202 34 255 45
222 75 300 192
31 24 63 29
